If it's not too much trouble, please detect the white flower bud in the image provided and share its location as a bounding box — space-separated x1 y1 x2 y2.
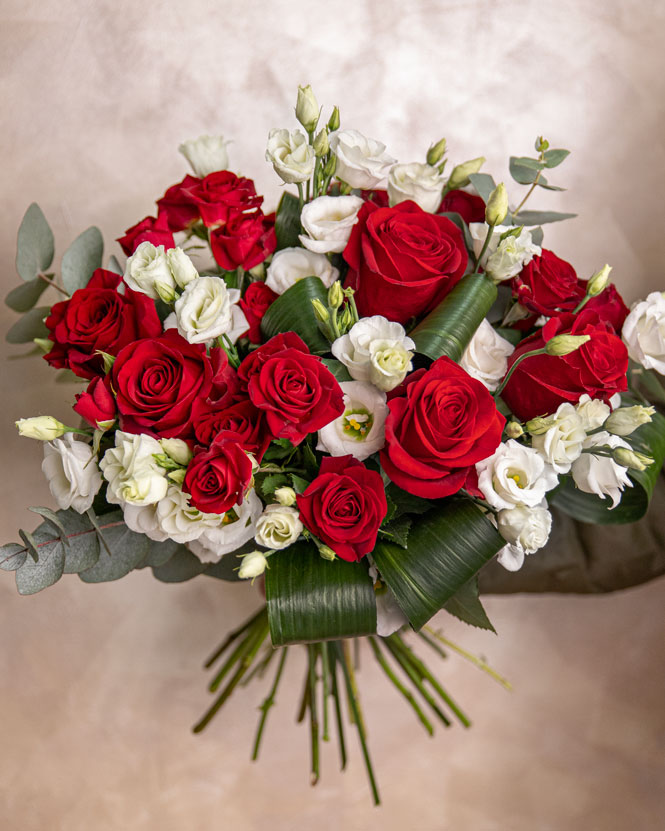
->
571 432 633 508
544 334 590 356
266 128 315 184
575 394 610 432
496 502 552 555
612 447 653 471
179 134 229 177
587 264 612 297
166 247 198 289
17 416 68 441
42 434 102 514
505 421 524 439
530 402 586 474
426 137 447 167
274 486 297 507
459 319 514 392
238 549 270 580
485 183 509 227
446 157 485 190
160 438 193 466
331 315 414 391
170 275 248 345
254 504 303 550
468 224 540 282
605 405 655 437
295 85 320 133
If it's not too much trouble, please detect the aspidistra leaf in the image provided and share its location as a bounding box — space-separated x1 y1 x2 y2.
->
443 576 495 632
274 191 303 250
260 276 331 354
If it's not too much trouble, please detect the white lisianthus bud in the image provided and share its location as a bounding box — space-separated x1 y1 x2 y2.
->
327 106 340 132
154 486 223 544
485 183 509 227
17 416 68 441
426 137 447 167
545 334 591 356
605 405 655 436
42 434 102 514
446 157 485 190
328 280 344 310
332 315 415 391
274 486 297 507
100 431 169 507
159 438 193 466
313 128 329 157
299 195 364 254
476 440 559 510
34 338 52 353
265 247 339 295
526 416 555 436
530 402 586 474
497 501 552 555
311 298 330 323
329 129 396 189
387 162 445 213
295 84 320 133
265 128 315 184
317 544 337 561
459 319 515 392
571 432 633 508
188 491 263 563
505 421 524 439
622 292 665 374
166 247 198 289
170 275 248 345
575 394 611 432
587 264 612 297
124 242 177 302
468 224 541 281
612 447 653 471
238 549 270 580
254 504 303 550
179 134 230 177
317 381 389 461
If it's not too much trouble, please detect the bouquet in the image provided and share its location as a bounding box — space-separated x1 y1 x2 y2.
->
4 86 665 804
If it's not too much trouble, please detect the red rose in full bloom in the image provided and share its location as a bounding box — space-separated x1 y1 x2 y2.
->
44 269 162 379
239 281 278 343
501 310 629 420
183 432 254 515
584 283 629 333
511 249 585 316
183 171 263 228
192 397 271 460
380 356 505 498
73 375 116 428
343 200 468 324
210 210 276 271
156 175 202 231
296 456 387 562
238 332 344 445
117 213 175 255
439 189 486 224
111 330 218 439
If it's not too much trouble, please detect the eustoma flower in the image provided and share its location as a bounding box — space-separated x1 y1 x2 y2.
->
317 381 389 461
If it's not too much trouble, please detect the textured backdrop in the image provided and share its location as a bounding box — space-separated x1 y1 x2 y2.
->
1 1 664 829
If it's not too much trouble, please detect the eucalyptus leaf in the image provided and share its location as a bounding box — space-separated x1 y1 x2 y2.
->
15 540 65 595
530 227 544 247
79 513 149 582
6 306 50 344
16 203 54 282
0 544 27 572
443 577 495 632
543 148 570 168
508 210 576 225
260 276 330 354
141 539 182 569
265 541 377 645
151 547 207 582
5 276 49 312
61 227 104 294
467 173 497 203
537 182 566 192
509 157 547 186
274 191 302 250
107 254 124 275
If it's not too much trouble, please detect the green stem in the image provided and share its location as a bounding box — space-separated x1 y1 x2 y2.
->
416 630 448 661
329 646 347 770
320 642 331 742
308 644 320 785
572 294 592 315
297 183 305 210
512 169 542 217
38 271 70 297
383 637 451 727
236 266 245 295
424 627 512 691
204 606 266 668
494 347 547 399
474 222 497 270
241 642 277 686
251 647 288 760
209 611 268 692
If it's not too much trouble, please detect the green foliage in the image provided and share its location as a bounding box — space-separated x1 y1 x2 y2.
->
508 209 577 225
61 227 104 294
4 277 49 313
320 358 353 382
467 173 497 203
274 191 302 250
443 577 495 632
15 203 54 282
6 306 50 343
260 276 331 354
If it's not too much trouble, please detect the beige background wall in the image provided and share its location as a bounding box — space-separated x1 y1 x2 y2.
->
1 1 664 829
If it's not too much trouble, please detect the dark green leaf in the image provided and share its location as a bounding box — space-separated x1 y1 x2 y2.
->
265 541 376 645
290 474 310 494
372 499 504 630
378 516 412 549
443 577 495 631
494 326 522 346
508 210 576 225
411 274 497 362
385 484 432 519
261 473 289 499
61 227 104 294
320 358 353 382
151 547 207 582
260 276 331 354
543 148 570 168
5 276 49 312
6 306 50 344
274 192 302 250
16 203 54 282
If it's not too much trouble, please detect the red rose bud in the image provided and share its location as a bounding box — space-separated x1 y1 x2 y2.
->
73 376 116 429
238 333 344 445
296 456 387 562
183 432 254 515
191 397 271 460
210 210 276 271
44 269 162 380
501 310 629 421
183 171 263 228
584 283 629 333
438 189 486 224
117 213 175 255
380 356 505 498
343 200 468 324
156 174 202 232
511 249 585 317
239 281 278 343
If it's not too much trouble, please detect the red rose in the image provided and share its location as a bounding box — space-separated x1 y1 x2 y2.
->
183 171 263 228
156 175 202 231
238 332 344 445
584 283 629 333
380 356 505 498
73 375 116 428
343 200 468 324
183 432 254 515
296 456 387 562
359 189 390 207
501 310 629 420
239 282 278 343
210 210 276 271
112 330 217 439
192 397 271 460
207 349 242 408
439 189 486 224
511 250 585 316
117 213 175 255
44 269 162 379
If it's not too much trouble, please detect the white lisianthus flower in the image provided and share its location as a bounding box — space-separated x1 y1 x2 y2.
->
124 242 177 302
42 434 102 514
265 247 339 295
166 247 199 289
317 381 389 461
476 440 559 510
100 431 169 507
531 402 586 474
122 502 169 542
299 195 364 254
459 319 515 392
387 162 445 213
170 276 248 345
622 291 665 374
496 501 552 562
179 134 230 177
571 432 633 509
153 486 223 544
265 128 315 184
468 224 541 282
331 315 414 391
254 504 303 550
575 393 611 432
188 490 263 563
329 129 396 189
